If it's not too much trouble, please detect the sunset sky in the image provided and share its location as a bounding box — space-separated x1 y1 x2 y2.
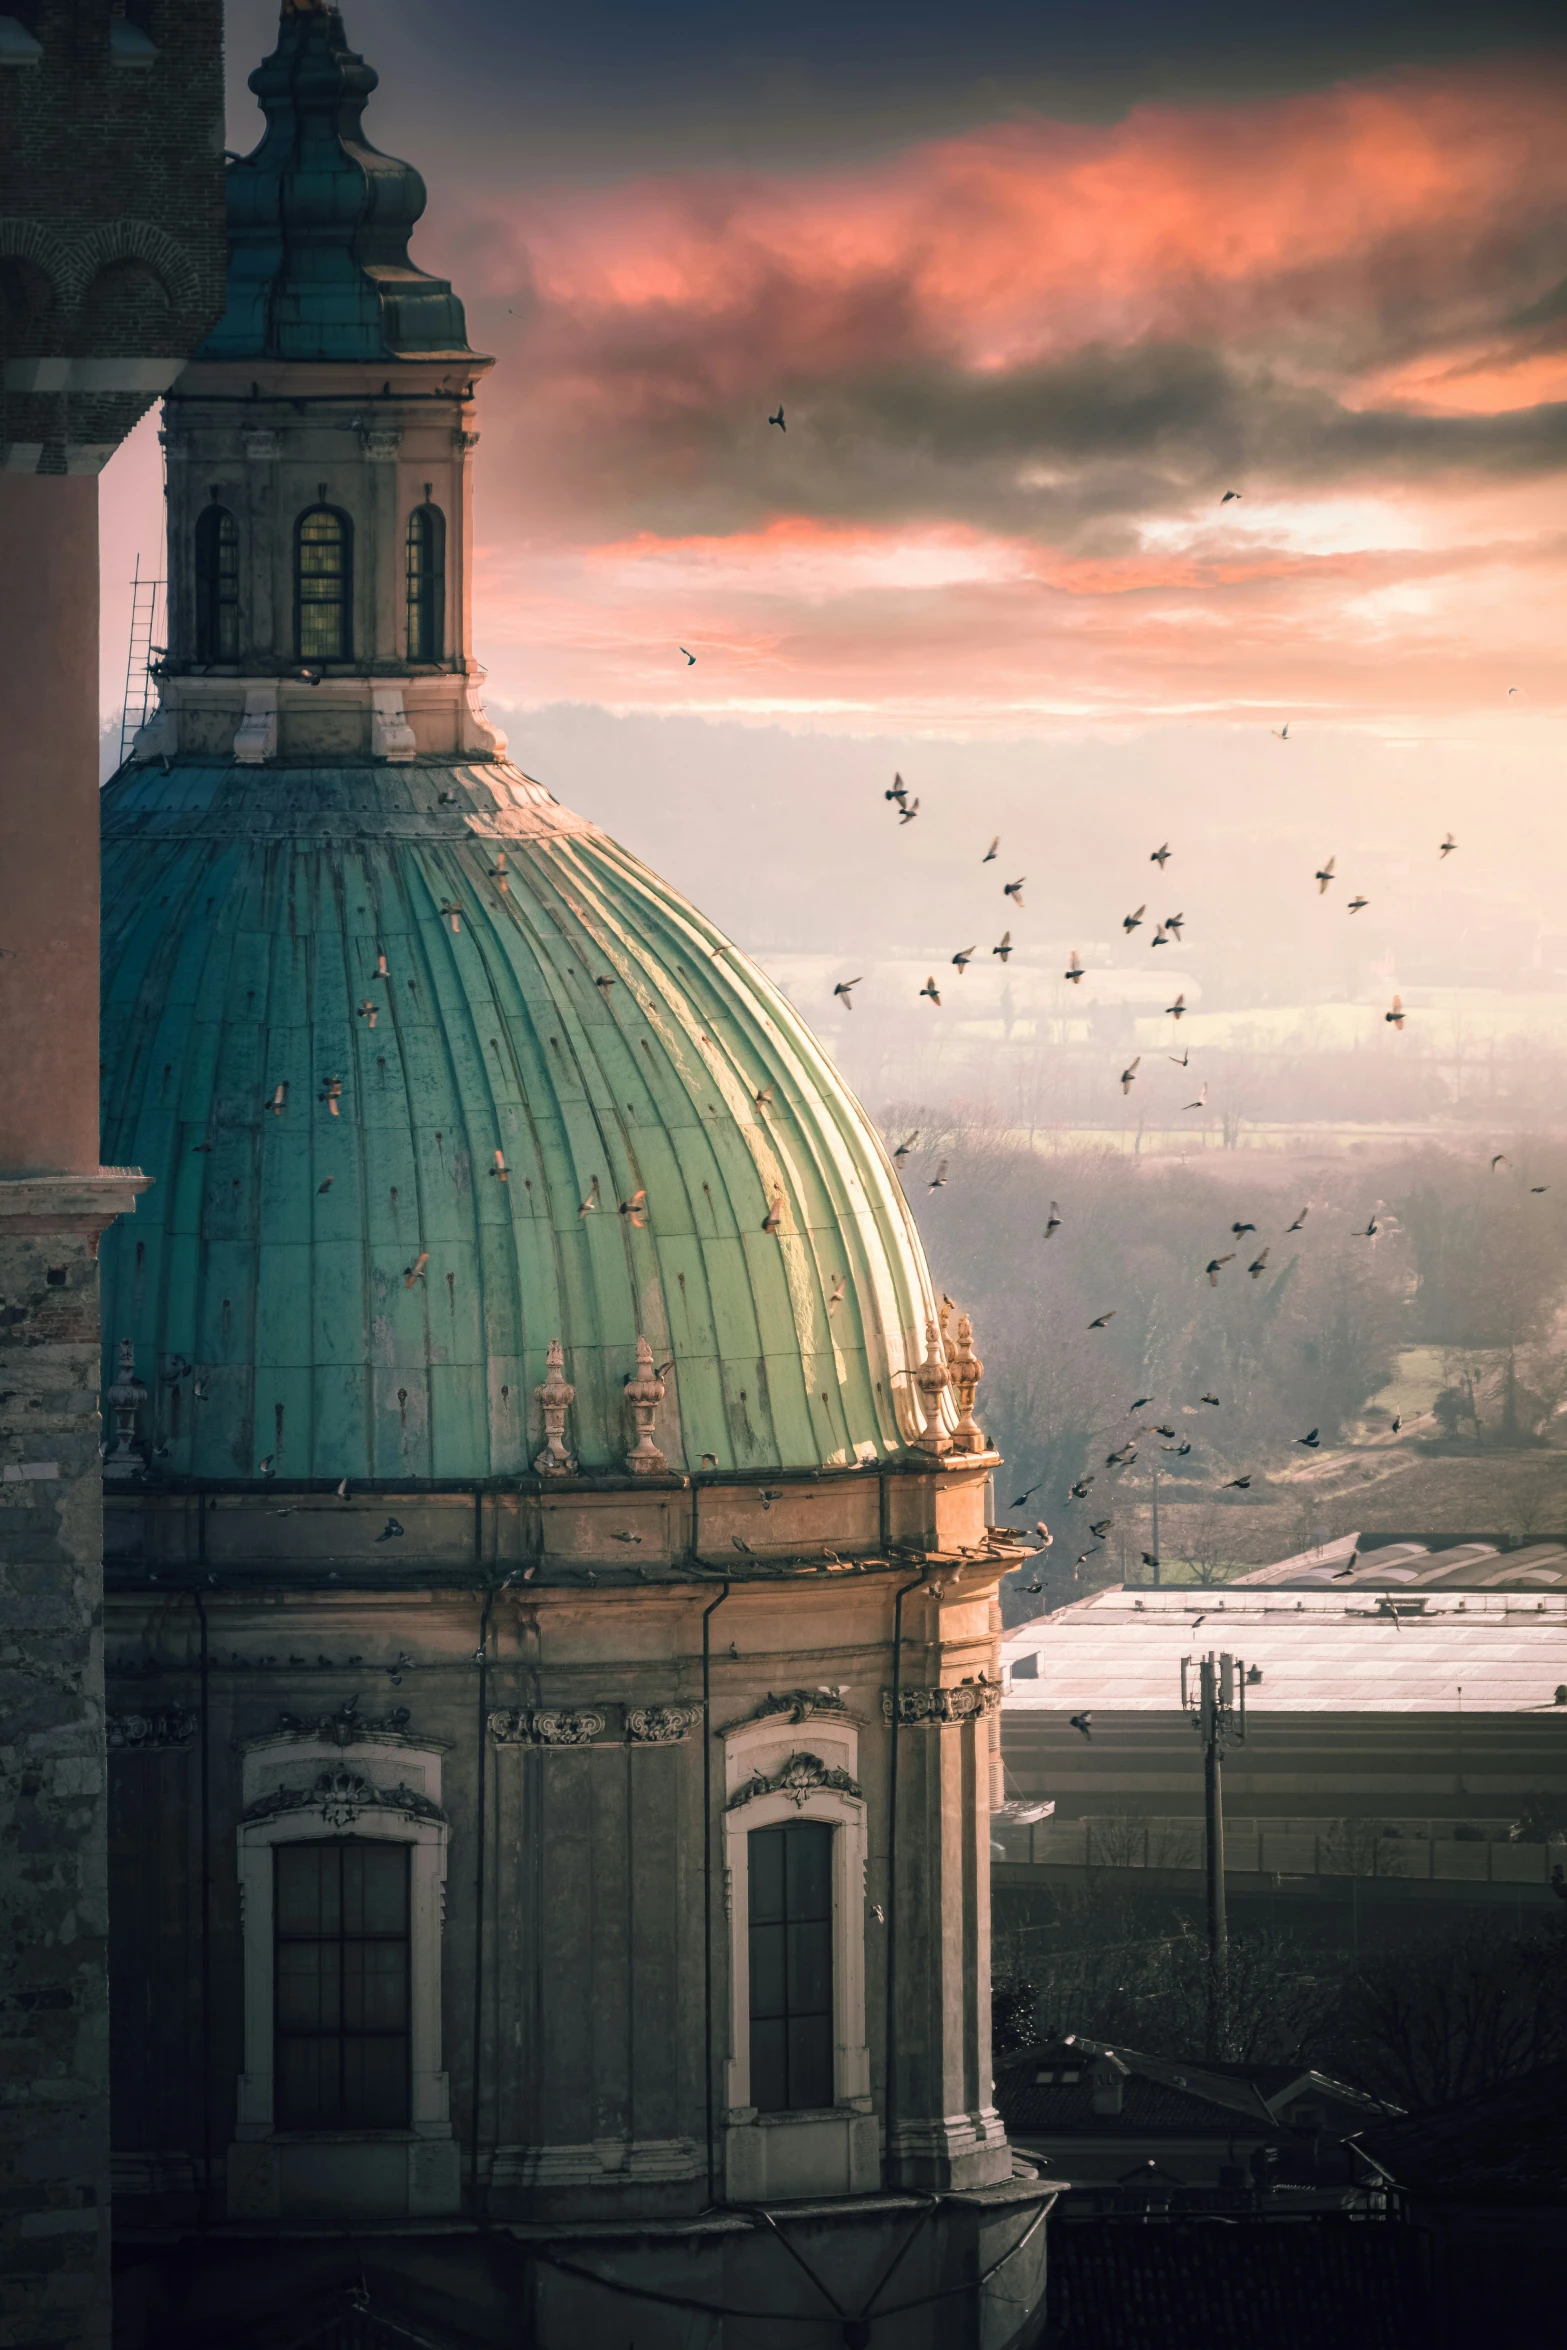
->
101 0 1567 1045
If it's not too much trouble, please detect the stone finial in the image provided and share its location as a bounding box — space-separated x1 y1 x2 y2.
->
104 1339 148 1480
623 1335 667 1474
532 1339 577 1474
948 1311 986 1454
912 1318 951 1455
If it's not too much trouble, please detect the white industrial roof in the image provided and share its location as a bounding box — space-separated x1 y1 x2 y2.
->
1002 1587 1567 1715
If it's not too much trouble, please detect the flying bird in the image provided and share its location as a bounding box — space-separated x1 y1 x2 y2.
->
593 972 616 990
1163 1441 1193 1456
1088 1519 1112 1538
619 1187 648 1226
1231 1220 1256 1236
1064 951 1084 983
1105 1444 1136 1468
256 1455 275 1477
1315 856 1336 894
1068 1477 1094 1499
983 836 999 863
892 1131 918 1159
833 977 862 1009
919 976 942 1005
1287 1207 1309 1231
1164 913 1184 938
828 1276 846 1313
376 1516 405 1542
1348 895 1369 914
318 1075 343 1115
404 1251 429 1286
489 852 509 893
1088 1311 1115 1329
928 1158 949 1191
1356 1214 1380 1237
886 774 909 807
376 950 389 977
578 1176 602 1217
762 1187 785 1235
1166 994 1186 1019
1044 1200 1062 1238
951 945 977 974
267 1083 287 1116
755 1085 775 1109
610 1529 643 1544
1491 1154 1509 1172
1151 924 1169 948
336 1478 349 1498
1205 1255 1235 1286
1151 842 1171 868
317 1176 333 1194
1120 1057 1140 1093
1532 1185 1549 1195
1034 1521 1053 1547
1069 1713 1093 1741
680 646 696 665
1439 832 1457 857
1221 490 1242 503
1170 1048 1189 1066
1131 1397 1153 1413
1272 723 1291 739
1226 1475 1253 1490
1012 1481 1042 1507
898 796 920 825
1004 877 1026 905
1200 1392 1221 1407
1247 1249 1270 1278
1297 1428 1320 1448
993 931 1013 962
1385 996 1406 1029
1185 1084 1208 1110
439 901 463 931
357 1000 377 1027
489 1151 509 1183
769 405 785 430
1123 904 1145 934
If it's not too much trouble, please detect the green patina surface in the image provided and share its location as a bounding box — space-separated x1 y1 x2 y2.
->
100 759 937 1481
197 0 474 364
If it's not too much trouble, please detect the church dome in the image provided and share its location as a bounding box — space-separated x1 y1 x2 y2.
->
99 755 940 1481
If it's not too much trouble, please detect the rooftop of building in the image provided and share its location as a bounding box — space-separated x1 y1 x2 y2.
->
1001 1566 1567 1714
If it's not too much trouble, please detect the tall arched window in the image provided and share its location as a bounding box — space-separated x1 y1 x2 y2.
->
295 506 352 664
405 504 445 662
194 504 239 663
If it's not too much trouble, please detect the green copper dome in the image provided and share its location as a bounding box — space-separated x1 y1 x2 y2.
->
196 0 475 363
99 760 939 1482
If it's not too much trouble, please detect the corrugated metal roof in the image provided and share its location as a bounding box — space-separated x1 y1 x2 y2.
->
100 759 939 1481
1003 1589 1567 1713
1232 1538 1567 1591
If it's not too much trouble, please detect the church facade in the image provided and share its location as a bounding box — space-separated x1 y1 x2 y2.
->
100 8 1050 2344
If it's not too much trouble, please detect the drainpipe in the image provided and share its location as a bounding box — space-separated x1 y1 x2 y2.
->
193 1560 212 2228
884 1560 932 2185
700 1578 733 2206
470 1522 499 2221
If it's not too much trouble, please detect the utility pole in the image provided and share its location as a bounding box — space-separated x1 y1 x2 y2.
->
1182 1650 1247 2058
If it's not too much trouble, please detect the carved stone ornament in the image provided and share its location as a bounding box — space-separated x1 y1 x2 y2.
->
912 1318 951 1455
727 1750 863 1811
103 1337 148 1481
753 1687 849 1726
107 1709 196 1750
270 1697 412 1745
947 1311 987 1454
240 427 280 462
623 1335 667 1475
360 426 402 461
882 1675 1003 1727
533 1338 577 1474
488 1708 606 1747
242 1769 444 1829
625 1703 703 1745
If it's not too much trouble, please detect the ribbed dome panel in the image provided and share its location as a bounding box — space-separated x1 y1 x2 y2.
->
100 760 938 1482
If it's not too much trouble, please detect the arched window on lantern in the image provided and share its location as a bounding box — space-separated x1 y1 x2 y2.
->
405 503 445 663
295 506 353 664
194 503 239 664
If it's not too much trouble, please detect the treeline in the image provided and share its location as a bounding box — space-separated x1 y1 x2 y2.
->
894 1122 1567 1532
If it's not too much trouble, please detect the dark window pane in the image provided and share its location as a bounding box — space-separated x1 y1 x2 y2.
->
750 1827 786 1924
405 505 445 661
750 2016 788 2117
788 2012 834 2111
195 505 239 663
748 1822 835 2113
274 1841 409 2131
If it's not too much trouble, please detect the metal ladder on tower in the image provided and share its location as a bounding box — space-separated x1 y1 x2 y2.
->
118 554 165 765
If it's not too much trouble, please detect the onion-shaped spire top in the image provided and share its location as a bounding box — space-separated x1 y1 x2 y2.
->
196 0 476 363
